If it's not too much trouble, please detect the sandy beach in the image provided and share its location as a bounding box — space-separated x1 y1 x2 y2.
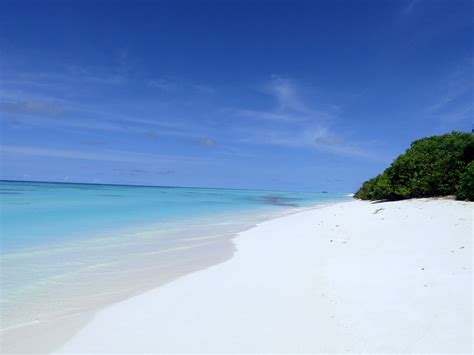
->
53 198 472 353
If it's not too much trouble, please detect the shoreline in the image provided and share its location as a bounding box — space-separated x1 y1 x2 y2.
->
55 198 472 353
1 199 348 353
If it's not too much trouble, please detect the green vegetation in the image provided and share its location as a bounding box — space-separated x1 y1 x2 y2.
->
456 161 474 201
354 131 474 201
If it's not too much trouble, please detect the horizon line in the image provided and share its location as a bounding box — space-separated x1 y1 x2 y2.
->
0 178 342 194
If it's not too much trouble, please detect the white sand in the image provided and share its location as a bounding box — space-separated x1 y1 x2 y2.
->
56 199 472 353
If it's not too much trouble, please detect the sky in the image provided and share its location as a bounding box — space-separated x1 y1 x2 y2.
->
0 0 472 192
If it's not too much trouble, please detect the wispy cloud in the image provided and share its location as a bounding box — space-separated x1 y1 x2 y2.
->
238 126 377 159
1 65 377 161
263 75 309 113
314 134 345 146
79 139 107 146
66 66 127 85
435 103 472 124
426 58 473 125
0 92 206 140
64 49 131 85
147 78 177 91
195 138 217 147
114 168 174 176
192 83 215 94
1 145 132 162
1 64 216 146
228 76 376 159
227 108 307 123
0 145 214 164
147 78 215 95
0 100 64 116
3 63 128 91
402 0 420 15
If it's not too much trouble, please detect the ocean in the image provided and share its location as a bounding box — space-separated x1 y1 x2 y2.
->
0 180 350 337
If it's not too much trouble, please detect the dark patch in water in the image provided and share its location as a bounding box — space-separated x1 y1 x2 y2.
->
97 194 125 197
68 186 107 191
0 192 22 195
259 195 300 207
180 192 200 196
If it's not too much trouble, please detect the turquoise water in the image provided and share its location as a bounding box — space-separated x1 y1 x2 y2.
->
1 181 346 251
0 180 349 336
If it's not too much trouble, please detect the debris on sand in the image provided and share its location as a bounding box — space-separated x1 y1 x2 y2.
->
373 208 384 214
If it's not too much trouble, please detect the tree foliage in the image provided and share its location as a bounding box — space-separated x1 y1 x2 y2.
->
456 161 474 201
354 131 474 201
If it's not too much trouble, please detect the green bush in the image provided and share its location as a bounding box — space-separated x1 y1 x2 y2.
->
353 177 377 200
354 131 474 201
456 161 474 201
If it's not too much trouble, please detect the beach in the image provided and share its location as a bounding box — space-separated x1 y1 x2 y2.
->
3 0 472 353
54 198 472 353
1 181 348 353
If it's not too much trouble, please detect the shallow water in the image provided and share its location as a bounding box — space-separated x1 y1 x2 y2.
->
0 180 349 346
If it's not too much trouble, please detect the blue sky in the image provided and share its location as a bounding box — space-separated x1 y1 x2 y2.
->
0 0 472 192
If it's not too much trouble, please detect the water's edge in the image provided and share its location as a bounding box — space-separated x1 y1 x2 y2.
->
1 199 348 353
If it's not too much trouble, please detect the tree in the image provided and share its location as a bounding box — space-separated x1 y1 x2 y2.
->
355 131 474 201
